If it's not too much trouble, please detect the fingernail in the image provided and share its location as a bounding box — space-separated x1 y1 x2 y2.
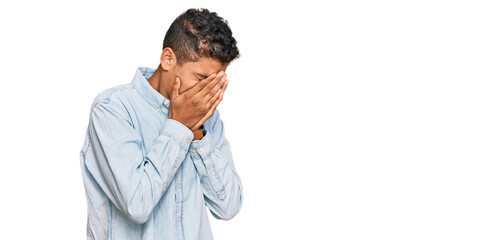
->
218 71 224 77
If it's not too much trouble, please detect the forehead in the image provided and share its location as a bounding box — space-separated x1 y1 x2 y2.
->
180 57 228 76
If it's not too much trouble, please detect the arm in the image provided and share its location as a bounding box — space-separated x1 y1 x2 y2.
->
190 110 243 220
85 100 193 224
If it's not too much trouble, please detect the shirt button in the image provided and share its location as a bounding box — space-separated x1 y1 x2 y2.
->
177 184 181 189
174 163 179 168
164 100 169 105
156 108 160 112
212 171 215 176
191 148 196 153
177 217 181 222
199 147 203 151
185 139 190 144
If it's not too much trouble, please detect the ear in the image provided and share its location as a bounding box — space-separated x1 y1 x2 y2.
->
160 47 177 71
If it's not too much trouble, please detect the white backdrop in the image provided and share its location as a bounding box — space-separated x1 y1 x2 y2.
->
1 0 502 239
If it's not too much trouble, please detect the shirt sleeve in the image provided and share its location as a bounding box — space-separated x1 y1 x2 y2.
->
190 110 243 220
85 100 193 224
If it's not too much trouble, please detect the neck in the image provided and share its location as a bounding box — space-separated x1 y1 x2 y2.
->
147 65 171 100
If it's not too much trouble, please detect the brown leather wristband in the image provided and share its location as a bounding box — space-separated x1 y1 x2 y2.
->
192 129 204 140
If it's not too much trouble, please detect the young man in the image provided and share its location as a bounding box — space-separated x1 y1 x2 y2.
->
79 8 243 240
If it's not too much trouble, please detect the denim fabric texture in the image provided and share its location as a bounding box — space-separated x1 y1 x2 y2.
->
80 67 243 240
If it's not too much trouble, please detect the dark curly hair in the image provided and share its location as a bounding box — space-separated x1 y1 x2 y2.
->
162 8 240 65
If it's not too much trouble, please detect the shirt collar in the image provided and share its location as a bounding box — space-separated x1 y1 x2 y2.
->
132 67 169 109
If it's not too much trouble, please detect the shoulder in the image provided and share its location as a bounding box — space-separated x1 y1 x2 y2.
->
88 83 136 122
91 83 134 107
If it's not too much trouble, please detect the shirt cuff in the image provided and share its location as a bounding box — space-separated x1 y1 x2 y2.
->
160 119 194 151
190 131 214 158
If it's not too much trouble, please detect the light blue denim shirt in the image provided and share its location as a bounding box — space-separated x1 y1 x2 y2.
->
80 67 243 240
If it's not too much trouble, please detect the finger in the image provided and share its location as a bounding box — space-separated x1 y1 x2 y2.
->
204 91 224 119
206 88 222 109
197 71 225 97
218 80 228 102
213 79 228 104
198 89 225 128
220 79 229 94
171 77 181 99
194 79 228 130
202 73 226 104
185 73 217 96
198 93 223 128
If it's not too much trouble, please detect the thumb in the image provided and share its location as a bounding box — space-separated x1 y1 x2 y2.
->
171 77 181 99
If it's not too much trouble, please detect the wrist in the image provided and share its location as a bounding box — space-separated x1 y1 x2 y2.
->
192 128 204 140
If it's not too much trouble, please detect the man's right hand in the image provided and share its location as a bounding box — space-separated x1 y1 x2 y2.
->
168 71 228 131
